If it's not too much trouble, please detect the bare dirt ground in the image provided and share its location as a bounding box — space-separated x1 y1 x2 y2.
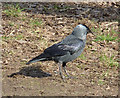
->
2 2 120 96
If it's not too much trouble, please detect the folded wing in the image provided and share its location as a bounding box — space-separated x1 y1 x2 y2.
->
44 38 84 56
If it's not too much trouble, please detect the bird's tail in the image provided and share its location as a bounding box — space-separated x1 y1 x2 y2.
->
26 53 48 65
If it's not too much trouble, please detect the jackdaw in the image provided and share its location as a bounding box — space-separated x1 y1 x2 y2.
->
26 24 93 79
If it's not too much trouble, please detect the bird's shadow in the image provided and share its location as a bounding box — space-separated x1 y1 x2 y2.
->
8 65 52 78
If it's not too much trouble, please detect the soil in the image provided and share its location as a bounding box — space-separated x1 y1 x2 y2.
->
2 2 119 96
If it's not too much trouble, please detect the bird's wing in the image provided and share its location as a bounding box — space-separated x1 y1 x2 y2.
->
44 38 85 57
44 44 68 57
57 38 85 55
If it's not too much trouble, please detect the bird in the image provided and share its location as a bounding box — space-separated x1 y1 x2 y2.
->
26 24 93 80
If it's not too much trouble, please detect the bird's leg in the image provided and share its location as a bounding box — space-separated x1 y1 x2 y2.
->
62 63 71 78
63 66 70 78
58 62 65 79
62 63 74 79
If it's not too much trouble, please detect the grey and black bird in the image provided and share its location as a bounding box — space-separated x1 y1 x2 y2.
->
26 24 93 79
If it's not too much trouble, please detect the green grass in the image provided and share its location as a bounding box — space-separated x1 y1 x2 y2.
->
2 36 11 40
110 29 120 42
92 26 118 42
43 6 47 12
9 22 14 26
20 60 27 65
3 4 24 17
76 65 81 69
64 6 70 9
99 54 118 67
98 79 105 85
30 18 42 27
110 26 120 34
53 4 60 10
79 54 86 60
94 34 117 42
117 39 120 42
77 64 86 69
15 35 23 40
53 4 70 10
2 34 23 40
102 70 109 77
98 70 109 85
92 27 101 33
21 16 27 21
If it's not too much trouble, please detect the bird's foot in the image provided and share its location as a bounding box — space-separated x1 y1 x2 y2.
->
60 74 67 82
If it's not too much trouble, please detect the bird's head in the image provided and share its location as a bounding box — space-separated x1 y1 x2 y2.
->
72 24 94 40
